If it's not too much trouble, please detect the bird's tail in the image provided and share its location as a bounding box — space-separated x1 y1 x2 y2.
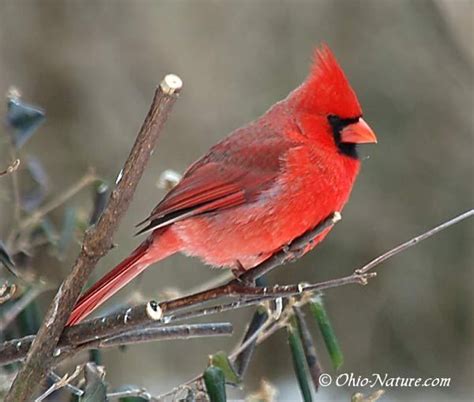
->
66 230 179 326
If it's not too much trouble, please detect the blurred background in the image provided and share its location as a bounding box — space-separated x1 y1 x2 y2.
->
0 0 472 401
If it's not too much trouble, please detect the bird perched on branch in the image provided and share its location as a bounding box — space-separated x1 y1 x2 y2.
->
67 45 377 325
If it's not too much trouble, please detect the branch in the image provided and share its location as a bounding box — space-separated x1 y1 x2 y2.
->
0 323 233 366
152 209 474 400
60 209 473 351
34 366 82 402
0 285 48 331
0 158 20 177
6 74 183 401
15 168 98 234
0 283 17 304
239 212 341 283
64 322 233 358
60 212 342 346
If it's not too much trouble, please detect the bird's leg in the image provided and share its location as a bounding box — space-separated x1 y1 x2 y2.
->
282 236 316 262
232 261 256 287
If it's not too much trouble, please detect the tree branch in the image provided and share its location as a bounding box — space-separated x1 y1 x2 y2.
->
6 74 183 401
0 158 20 177
0 323 233 366
15 168 97 234
2 209 470 370
61 209 473 347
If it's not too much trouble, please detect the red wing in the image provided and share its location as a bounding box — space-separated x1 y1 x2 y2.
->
136 161 272 235
136 123 299 235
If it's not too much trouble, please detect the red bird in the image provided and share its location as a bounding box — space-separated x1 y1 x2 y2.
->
67 45 376 325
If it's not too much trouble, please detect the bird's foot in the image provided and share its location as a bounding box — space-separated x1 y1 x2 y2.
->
231 261 256 287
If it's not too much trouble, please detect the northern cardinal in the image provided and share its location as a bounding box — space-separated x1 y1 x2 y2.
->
67 45 376 325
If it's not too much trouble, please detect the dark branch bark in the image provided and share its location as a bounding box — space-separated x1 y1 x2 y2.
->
0 323 232 366
6 74 183 401
2 209 471 368
62 209 474 348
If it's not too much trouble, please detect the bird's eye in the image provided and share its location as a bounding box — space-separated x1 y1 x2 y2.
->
327 115 359 136
328 114 361 159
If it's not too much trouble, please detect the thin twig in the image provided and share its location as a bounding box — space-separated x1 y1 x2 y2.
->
229 316 273 361
241 212 341 283
0 158 20 177
357 209 474 274
58 271 374 348
9 149 21 227
0 323 232 367
100 322 233 347
121 209 474 400
0 283 17 304
1 206 471 393
0 285 49 330
48 371 83 397
6 74 183 402
41 209 473 352
55 323 234 362
107 388 156 401
34 365 82 402
16 168 97 233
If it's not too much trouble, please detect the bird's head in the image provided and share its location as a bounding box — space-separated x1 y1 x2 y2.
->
296 44 377 159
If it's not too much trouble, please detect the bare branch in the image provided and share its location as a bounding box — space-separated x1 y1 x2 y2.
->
0 285 48 330
40 209 471 355
357 209 474 274
57 322 233 362
6 74 183 401
0 322 233 366
16 168 97 233
48 371 83 397
107 387 157 401
34 366 82 402
0 283 17 304
99 322 233 347
0 158 20 177
240 212 341 283
62 208 471 400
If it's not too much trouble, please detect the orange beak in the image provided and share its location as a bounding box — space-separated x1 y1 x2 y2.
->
340 118 377 144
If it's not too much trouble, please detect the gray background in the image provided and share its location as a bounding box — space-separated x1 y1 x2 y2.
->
0 1 473 400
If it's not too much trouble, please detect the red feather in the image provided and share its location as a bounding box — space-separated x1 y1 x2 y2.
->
67 45 376 325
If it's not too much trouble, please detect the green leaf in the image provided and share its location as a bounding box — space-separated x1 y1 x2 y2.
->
21 156 49 211
80 363 107 402
89 349 102 366
203 365 226 402
7 97 45 149
287 320 313 402
293 306 322 391
210 351 240 384
309 294 344 370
